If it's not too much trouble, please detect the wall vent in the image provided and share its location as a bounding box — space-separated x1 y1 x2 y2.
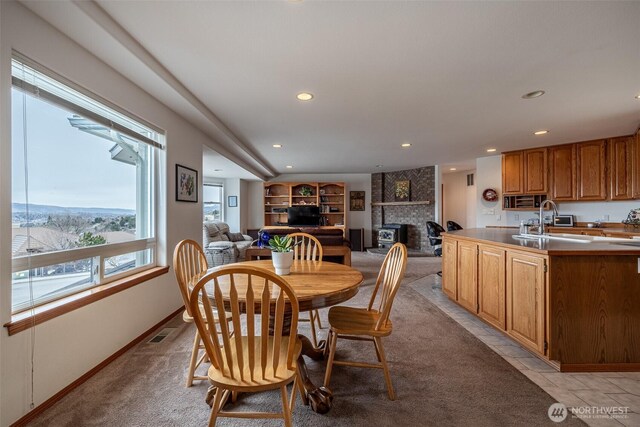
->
148 327 176 344
467 173 474 186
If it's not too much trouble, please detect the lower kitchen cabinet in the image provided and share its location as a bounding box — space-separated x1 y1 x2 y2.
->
478 245 506 329
441 238 458 299
506 251 547 355
457 241 478 313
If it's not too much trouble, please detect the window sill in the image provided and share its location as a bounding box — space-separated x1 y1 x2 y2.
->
4 266 170 336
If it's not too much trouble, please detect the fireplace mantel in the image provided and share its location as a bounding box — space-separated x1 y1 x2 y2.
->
371 201 431 206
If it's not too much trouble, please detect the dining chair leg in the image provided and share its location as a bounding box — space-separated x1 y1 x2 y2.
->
374 337 396 400
314 309 323 329
289 376 298 412
280 384 292 427
208 387 224 427
372 336 383 362
309 313 319 347
323 329 338 388
187 330 201 387
296 364 308 406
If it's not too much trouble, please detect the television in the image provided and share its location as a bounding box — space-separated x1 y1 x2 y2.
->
288 205 321 226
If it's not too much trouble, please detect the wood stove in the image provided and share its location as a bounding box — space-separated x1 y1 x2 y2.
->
377 224 408 248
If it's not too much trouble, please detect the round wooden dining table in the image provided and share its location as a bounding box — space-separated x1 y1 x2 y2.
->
205 259 364 414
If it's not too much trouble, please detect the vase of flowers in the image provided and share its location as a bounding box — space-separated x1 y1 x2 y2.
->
269 235 294 275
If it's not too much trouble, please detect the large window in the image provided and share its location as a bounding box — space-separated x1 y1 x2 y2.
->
203 183 223 221
11 55 163 313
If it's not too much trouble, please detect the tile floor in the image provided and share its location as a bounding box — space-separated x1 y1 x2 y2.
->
410 274 640 427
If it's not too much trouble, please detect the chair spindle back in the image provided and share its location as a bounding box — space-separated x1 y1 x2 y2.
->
173 239 209 318
288 232 323 261
368 243 408 330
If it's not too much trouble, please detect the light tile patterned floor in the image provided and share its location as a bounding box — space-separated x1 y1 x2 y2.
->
410 274 640 427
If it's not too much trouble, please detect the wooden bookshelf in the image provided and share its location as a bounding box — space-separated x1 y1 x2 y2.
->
263 182 346 232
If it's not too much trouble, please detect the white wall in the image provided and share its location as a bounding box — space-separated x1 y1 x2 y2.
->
475 156 507 228
442 170 476 229
247 174 373 247
223 178 241 232
0 2 225 424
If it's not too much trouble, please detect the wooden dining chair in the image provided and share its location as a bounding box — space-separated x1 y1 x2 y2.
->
173 239 232 387
288 232 324 346
323 242 408 400
189 265 302 427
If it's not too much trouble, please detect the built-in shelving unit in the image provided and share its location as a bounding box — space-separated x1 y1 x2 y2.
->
263 182 347 232
502 194 547 210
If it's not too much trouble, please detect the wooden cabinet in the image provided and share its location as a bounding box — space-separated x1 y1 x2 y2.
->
549 144 577 201
524 148 548 194
609 136 634 200
502 151 524 195
478 245 506 330
577 140 607 200
441 239 458 300
264 182 346 231
632 129 640 198
506 251 547 355
456 241 478 313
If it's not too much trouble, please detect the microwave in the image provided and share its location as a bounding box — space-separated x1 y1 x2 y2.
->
553 215 575 227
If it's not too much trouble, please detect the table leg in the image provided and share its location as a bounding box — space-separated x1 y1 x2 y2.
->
297 334 334 414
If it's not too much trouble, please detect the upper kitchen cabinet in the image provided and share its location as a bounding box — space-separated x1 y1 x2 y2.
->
609 136 634 200
633 128 640 199
548 144 577 201
502 151 524 195
523 148 548 194
576 139 607 201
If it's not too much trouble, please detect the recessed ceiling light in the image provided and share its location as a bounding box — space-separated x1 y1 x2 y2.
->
534 130 549 135
635 94 640 99
401 143 411 148
486 148 497 153
213 169 222 172
285 165 293 169
376 164 384 168
272 144 282 148
450 168 457 171
522 90 545 99
296 92 313 101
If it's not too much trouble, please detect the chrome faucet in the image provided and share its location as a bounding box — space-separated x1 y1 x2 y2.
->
538 199 559 235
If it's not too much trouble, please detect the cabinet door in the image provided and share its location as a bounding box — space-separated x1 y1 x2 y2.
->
632 129 640 198
457 241 478 313
478 245 506 330
577 140 607 200
609 136 634 200
524 148 548 194
502 152 524 195
441 238 457 300
506 251 546 354
549 144 577 201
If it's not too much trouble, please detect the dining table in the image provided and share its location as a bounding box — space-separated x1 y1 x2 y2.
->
204 259 364 414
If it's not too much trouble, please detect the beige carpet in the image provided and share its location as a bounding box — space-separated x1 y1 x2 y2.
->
29 253 583 426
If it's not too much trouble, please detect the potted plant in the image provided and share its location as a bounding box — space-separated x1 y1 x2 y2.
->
299 186 312 197
268 235 295 275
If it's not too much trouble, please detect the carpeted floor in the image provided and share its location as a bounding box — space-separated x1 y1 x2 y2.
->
29 253 583 426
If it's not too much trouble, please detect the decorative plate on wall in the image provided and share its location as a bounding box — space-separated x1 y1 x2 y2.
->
482 188 498 202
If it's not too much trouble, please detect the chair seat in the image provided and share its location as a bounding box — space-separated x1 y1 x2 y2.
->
328 306 393 337
208 336 302 392
182 308 232 324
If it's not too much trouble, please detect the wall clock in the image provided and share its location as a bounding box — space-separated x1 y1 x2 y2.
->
482 188 498 202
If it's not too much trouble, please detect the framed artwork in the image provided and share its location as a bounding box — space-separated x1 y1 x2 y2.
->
175 164 198 202
395 180 410 202
350 191 365 211
228 195 238 207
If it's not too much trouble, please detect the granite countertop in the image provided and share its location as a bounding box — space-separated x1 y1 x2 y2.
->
444 228 640 255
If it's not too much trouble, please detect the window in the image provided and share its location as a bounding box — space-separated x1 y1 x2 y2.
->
11 55 163 313
203 183 223 221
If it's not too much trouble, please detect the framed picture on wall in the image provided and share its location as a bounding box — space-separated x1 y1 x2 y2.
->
175 164 198 202
228 195 238 207
395 180 410 202
350 191 365 211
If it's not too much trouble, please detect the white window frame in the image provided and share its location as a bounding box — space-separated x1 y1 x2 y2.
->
203 182 225 222
10 53 163 314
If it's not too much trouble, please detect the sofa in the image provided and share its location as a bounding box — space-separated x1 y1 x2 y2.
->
203 221 253 266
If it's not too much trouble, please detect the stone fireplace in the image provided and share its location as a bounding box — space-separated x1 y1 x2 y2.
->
371 166 436 251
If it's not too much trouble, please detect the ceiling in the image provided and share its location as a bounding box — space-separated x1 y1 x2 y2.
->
203 146 259 181
22 1 640 179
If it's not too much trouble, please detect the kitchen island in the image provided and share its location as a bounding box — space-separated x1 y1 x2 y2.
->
442 228 640 372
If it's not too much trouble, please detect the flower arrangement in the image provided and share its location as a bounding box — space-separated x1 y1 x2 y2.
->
299 186 313 197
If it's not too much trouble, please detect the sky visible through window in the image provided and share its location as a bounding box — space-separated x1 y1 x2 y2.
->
12 88 137 210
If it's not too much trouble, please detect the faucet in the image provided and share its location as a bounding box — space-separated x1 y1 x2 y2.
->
538 199 559 235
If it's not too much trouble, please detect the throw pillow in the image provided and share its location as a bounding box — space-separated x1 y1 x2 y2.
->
227 232 245 242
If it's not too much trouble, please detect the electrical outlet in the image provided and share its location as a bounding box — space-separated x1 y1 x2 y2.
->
603 215 610 221
496 214 501 221
514 214 519 220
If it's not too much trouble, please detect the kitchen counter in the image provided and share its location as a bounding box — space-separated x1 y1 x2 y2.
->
445 228 640 255
442 228 640 372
